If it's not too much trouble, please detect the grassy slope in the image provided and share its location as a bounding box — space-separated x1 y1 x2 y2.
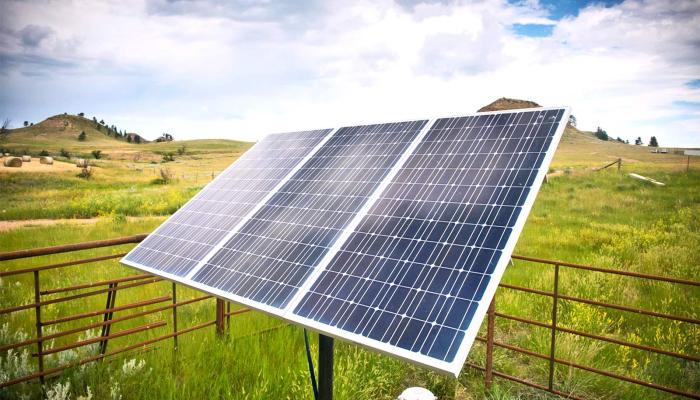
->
1 114 251 157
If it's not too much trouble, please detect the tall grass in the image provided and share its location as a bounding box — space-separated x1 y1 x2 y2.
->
0 171 698 399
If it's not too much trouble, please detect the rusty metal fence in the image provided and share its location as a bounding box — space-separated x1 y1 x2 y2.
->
0 234 245 389
0 235 698 398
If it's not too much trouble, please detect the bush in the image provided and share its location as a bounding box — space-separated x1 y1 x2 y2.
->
78 131 87 141
177 145 187 155
77 166 92 179
152 167 174 184
59 148 70 158
162 153 174 162
91 150 102 159
39 150 49 156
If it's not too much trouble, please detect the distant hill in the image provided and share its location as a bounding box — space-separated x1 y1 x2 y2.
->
478 98 541 112
1 114 147 150
0 113 249 157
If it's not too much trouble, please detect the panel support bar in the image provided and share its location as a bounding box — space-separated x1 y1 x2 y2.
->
319 334 334 400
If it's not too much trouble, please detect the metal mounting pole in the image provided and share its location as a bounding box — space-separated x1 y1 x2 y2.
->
319 334 334 400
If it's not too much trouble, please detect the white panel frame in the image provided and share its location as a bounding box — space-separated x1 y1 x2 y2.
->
120 107 570 376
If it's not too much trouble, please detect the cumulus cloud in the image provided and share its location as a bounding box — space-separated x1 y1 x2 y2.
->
0 0 698 146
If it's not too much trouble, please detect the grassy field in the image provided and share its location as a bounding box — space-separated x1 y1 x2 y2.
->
0 118 698 399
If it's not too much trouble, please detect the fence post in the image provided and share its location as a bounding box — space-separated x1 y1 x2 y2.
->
226 302 231 330
617 158 622 172
172 282 178 350
216 298 225 335
33 271 45 385
548 264 560 391
485 297 496 390
99 283 118 355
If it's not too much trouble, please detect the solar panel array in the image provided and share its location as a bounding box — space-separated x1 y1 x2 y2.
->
122 107 569 374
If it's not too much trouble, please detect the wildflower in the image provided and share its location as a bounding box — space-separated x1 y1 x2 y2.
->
45 381 70 400
121 358 146 376
77 386 94 400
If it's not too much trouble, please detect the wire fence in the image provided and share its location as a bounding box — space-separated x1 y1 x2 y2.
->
0 236 698 398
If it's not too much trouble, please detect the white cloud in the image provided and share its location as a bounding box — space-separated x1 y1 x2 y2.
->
0 0 698 146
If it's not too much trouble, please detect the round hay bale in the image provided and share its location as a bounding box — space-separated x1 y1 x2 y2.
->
3 157 22 167
76 158 89 168
40 156 54 165
21 155 31 162
3 153 10 157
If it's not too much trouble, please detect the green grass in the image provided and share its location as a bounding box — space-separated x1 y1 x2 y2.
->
1 168 698 399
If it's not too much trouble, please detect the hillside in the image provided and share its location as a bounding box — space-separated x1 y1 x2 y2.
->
480 98 689 171
2 114 143 151
0 114 250 157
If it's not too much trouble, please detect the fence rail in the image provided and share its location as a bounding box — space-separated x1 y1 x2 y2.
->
0 235 698 399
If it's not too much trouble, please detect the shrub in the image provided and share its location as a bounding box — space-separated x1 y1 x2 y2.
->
91 150 102 159
78 131 87 141
59 148 70 158
162 153 174 162
77 166 92 179
177 145 187 155
39 150 49 156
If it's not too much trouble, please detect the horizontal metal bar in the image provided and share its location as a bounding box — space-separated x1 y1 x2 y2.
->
499 283 700 325
36 321 166 356
0 253 125 278
0 296 213 352
494 312 699 362
40 274 153 295
223 308 251 318
465 361 588 400
0 234 147 262
41 295 171 326
511 255 699 287
476 336 700 399
0 319 215 389
0 278 162 316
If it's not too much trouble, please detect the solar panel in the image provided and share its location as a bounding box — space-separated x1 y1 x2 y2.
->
120 107 569 375
122 129 332 277
290 108 568 374
188 120 428 311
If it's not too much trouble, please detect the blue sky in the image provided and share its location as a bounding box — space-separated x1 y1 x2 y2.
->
1 0 698 146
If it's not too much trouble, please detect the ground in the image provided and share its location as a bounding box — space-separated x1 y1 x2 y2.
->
0 110 698 399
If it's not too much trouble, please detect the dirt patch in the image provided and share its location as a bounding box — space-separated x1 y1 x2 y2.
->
0 158 79 173
0 218 100 232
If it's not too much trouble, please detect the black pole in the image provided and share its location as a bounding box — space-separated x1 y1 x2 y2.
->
318 334 334 400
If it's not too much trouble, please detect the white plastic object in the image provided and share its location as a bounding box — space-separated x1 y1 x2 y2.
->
397 387 436 400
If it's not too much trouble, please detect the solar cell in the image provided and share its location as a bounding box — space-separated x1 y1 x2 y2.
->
122 129 332 277
190 120 429 310
291 108 569 374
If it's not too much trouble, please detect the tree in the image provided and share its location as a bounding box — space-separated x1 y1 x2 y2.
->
594 127 609 141
78 112 85 117
649 136 659 147
635 137 643 145
134 135 141 144
126 135 132 143
1 118 11 141
568 114 577 127
60 148 70 158
99 119 105 125
91 150 102 159
39 149 49 156
78 131 87 141
23 121 29 127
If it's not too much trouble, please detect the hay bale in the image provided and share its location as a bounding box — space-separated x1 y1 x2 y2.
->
3 157 22 167
3 153 10 157
76 158 89 168
21 155 31 162
40 156 54 165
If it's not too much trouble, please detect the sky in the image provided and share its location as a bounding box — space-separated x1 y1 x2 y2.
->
0 0 698 146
